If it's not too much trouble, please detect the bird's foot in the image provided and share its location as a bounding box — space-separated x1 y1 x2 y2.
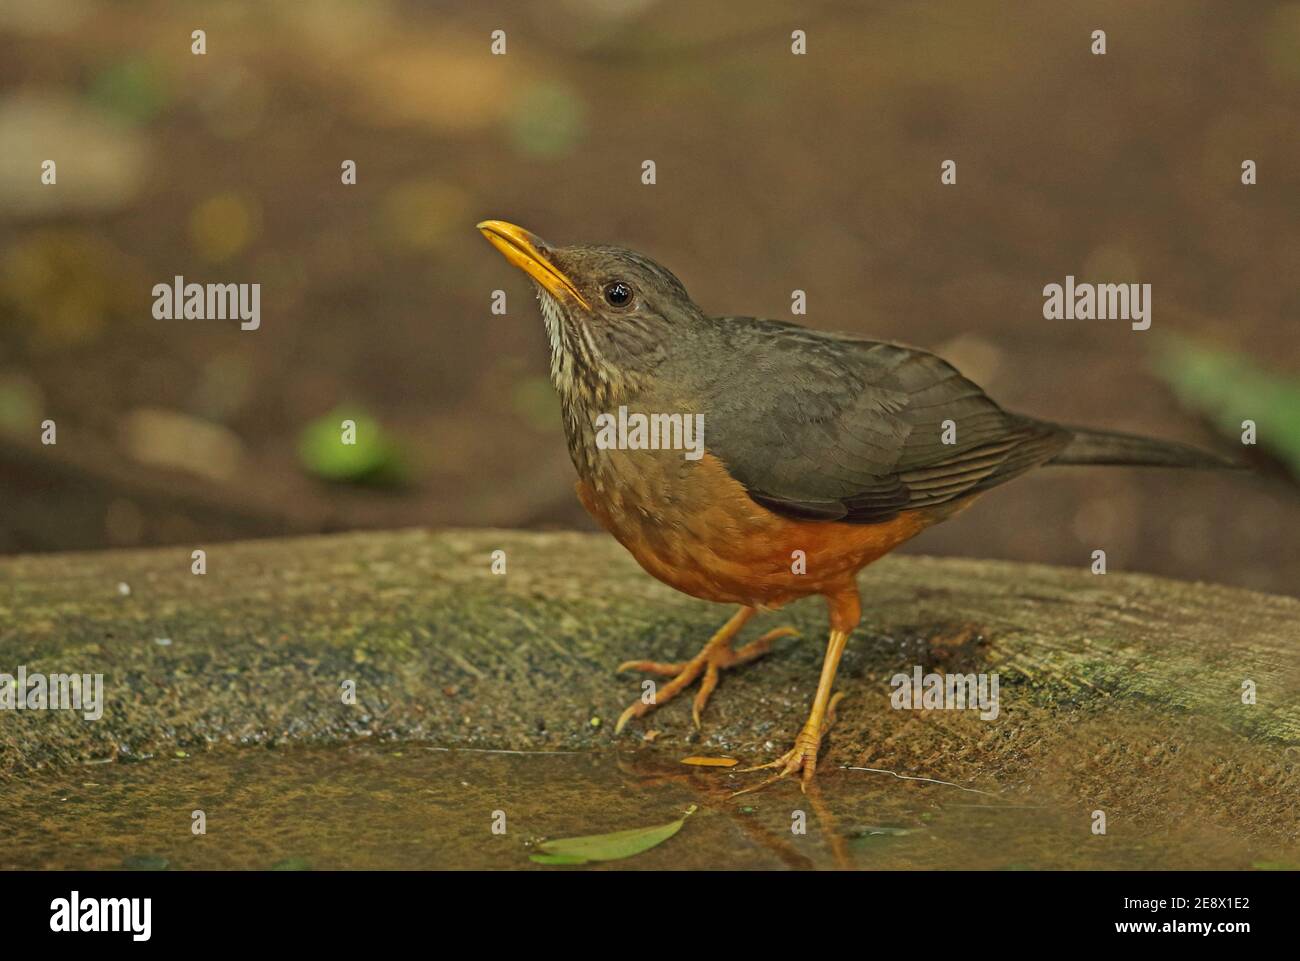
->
731 691 844 796
614 621 798 733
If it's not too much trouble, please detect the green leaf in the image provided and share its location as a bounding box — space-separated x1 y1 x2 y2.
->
530 805 697 865
528 853 590 865
1151 334 1300 477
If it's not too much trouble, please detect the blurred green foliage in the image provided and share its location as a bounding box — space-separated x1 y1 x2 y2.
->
505 82 587 158
87 58 170 125
297 408 407 486
1152 335 1300 478
0 375 42 437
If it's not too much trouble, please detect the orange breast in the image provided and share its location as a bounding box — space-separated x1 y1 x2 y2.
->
575 451 956 608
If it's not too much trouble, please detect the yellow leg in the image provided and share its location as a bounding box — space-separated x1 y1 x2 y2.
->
615 607 799 733
733 587 861 794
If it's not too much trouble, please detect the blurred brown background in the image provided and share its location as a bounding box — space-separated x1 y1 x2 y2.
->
0 0 1296 594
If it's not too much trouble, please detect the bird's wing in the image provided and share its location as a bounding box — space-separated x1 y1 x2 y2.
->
697 319 1070 524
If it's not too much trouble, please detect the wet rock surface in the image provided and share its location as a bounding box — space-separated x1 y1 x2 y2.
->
1 529 1297 862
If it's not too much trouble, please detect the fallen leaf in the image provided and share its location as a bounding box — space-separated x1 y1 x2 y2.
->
529 805 697 865
528 853 589 866
680 756 739 767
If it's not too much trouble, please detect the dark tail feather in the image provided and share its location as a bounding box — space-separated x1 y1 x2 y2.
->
1048 425 1244 470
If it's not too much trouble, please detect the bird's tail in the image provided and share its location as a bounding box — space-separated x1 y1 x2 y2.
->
1047 425 1243 470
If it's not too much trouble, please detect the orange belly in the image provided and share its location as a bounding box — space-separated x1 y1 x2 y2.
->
575 452 957 608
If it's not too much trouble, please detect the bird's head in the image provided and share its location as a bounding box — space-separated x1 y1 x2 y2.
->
477 220 702 401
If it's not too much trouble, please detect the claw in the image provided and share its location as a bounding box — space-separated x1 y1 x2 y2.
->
613 609 795 734
729 741 815 796
729 692 845 796
692 661 721 728
614 701 645 735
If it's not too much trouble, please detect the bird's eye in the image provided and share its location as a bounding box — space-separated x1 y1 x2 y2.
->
603 281 634 308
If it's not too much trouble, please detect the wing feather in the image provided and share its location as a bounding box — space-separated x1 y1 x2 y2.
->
696 320 1070 524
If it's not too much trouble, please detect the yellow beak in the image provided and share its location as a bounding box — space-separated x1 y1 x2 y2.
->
476 220 591 310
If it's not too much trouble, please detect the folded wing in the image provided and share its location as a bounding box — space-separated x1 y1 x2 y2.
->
699 319 1070 524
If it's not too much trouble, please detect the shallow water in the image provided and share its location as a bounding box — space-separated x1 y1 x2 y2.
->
0 743 1283 870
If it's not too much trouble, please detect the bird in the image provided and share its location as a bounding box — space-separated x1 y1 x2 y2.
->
477 219 1241 794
